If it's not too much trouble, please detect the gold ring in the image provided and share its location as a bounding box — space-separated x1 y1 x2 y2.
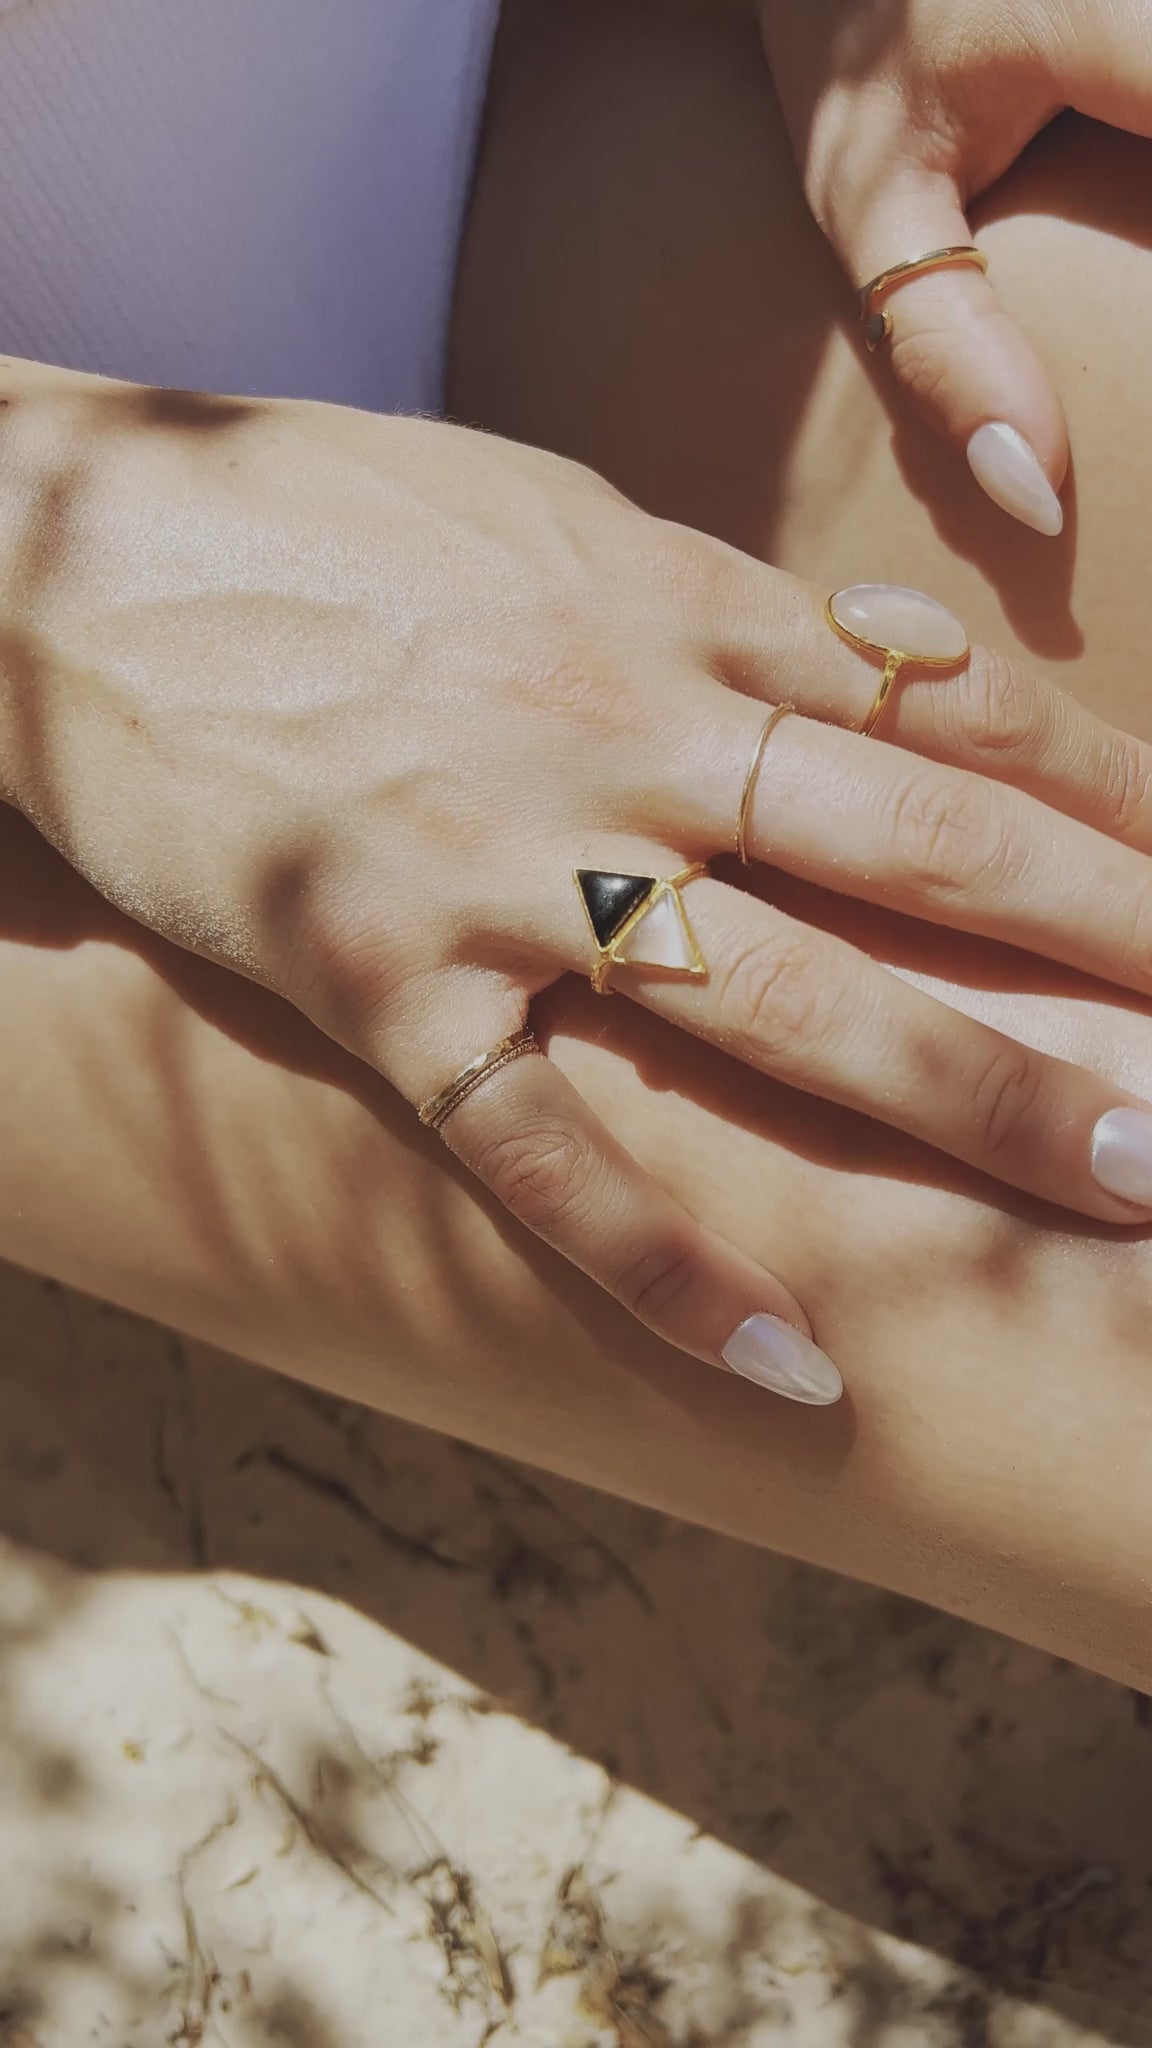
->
859 245 988 351
575 863 708 996
736 702 794 865
418 1028 540 1131
826 584 971 737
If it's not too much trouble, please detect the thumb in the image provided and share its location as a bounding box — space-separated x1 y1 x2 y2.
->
823 158 1068 538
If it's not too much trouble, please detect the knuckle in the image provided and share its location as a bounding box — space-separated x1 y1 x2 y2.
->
958 650 1052 762
892 765 1018 898
1122 875 1152 971
643 520 745 622
509 619 662 753
473 1119 594 1234
277 893 412 1034
613 1236 699 1325
1097 729 1152 840
513 633 618 727
968 1043 1045 1160
720 927 840 1059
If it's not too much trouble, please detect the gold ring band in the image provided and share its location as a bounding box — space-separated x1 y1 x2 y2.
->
736 702 794 864
858 245 988 351
418 1028 540 1131
863 664 901 737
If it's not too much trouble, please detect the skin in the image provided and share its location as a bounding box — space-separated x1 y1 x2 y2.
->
761 0 1152 519
3 265 1152 1390
2 0 1152 1685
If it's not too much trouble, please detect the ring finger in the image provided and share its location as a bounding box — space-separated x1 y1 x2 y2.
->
705 563 1152 851
722 706 1152 1000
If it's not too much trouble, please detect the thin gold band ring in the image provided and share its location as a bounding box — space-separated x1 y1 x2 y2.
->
418 1028 540 1131
736 702 794 864
859 245 988 351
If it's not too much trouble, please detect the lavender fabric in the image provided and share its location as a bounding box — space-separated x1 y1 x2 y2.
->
0 0 501 413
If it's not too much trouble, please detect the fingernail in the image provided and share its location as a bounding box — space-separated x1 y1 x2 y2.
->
1090 1107 1152 1208
966 421 1063 537
722 1314 843 1405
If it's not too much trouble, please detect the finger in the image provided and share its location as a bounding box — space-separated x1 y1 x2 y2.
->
274 925 836 1402
821 163 1066 535
422 1030 842 1405
617 868 1152 1224
697 563 1152 851
879 648 1152 854
324 959 841 1404
721 706 1152 998
660 647 1152 991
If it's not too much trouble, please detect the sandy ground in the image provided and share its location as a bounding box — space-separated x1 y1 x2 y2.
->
1 1257 1150 2048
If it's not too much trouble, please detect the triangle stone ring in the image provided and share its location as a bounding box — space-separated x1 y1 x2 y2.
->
576 864 709 995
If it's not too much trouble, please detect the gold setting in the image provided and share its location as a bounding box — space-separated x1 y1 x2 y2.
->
858 245 989 351
575 864 709 996
736 702 794 864
825 595 970 737
418 1028 540 1131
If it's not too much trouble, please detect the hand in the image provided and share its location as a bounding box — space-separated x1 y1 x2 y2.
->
5 360 1152 1406
759 0 1152 534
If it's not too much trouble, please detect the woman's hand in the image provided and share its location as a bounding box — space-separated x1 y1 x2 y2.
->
759 0 1152 534
4 360 1152 1404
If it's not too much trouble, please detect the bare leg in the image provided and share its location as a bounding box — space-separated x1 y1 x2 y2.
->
3 0 1152 1686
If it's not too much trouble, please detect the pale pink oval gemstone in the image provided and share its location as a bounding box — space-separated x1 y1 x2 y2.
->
829 583 968 662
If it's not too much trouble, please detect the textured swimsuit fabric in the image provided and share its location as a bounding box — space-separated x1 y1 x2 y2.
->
0 0 501 413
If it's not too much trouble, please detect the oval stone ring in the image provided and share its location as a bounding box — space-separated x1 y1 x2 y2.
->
826 583 970 736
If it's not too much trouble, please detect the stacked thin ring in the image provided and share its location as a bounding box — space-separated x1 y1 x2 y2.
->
418 1027 541 1130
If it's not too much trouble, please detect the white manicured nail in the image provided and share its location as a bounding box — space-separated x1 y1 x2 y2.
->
1091 1107 1152 1208
722 1315 843 1405
966 422 1063 537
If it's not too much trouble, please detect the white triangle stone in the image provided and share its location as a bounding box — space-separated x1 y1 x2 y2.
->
616 888 696 970
829 583 968 662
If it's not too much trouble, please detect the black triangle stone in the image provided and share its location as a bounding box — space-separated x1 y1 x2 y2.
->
577 870 656 948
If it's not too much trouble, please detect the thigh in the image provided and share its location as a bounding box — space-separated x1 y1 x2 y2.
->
451 0 1151 732
3 0 1152 1690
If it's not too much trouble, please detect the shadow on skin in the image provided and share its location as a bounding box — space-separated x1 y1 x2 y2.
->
2 787 1144 1436
1 765 1147 1529
9 703 1152 1193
